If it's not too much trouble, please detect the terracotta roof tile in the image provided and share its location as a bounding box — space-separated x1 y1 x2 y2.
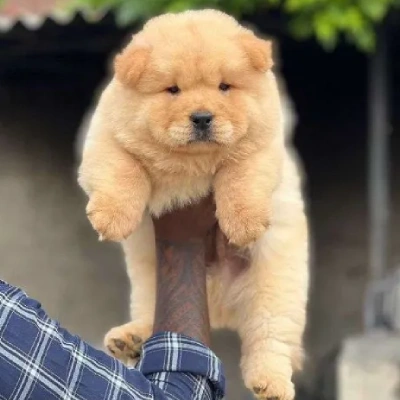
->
0 0 63 17
0 0 108 32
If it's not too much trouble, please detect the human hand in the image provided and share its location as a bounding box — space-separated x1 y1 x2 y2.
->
152 195 249 344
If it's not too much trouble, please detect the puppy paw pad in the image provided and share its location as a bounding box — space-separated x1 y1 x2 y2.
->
104 324 151 365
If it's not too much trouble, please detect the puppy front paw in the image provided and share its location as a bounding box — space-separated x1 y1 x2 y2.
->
104 322 153 366
217 204 269 247
86 194 143 241
242 353 294 400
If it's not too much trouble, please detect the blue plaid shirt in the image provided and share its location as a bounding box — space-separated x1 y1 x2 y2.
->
0 281 225 399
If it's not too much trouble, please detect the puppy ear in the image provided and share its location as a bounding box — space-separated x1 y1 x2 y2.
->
114 35 151 86
239 32 273 72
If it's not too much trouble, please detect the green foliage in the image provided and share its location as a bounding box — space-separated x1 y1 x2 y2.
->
286 0 398 51
68 0 399 51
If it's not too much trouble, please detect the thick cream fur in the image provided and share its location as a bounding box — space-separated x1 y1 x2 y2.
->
79 9 308 399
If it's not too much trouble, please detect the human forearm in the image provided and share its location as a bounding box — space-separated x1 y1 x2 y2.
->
153 240 211 346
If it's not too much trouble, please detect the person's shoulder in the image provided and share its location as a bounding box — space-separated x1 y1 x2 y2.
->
0 280 25 297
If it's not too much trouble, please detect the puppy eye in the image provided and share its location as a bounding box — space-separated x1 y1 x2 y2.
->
166 86 181 94
219 83 231 92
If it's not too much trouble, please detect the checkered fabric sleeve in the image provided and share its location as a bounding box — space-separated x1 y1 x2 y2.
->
0 281 225 400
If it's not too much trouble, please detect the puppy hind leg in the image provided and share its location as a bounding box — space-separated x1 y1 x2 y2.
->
236 226 308 400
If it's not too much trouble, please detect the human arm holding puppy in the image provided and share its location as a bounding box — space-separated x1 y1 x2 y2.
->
0 198 225 400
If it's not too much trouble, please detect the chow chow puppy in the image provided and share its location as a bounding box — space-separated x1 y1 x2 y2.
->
78 9 308 399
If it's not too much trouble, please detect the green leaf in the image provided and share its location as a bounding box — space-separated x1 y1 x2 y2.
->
289 16 314 39
286 0 323 13
314 16 337 48
309 9 340 50
166 0 195 12
354 26 376 51
115 1 143 25
340 6 365 30
266 0 281 6
359 0 389 21
69 0 121 11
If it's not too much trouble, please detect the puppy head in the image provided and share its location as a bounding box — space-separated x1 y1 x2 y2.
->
113 10 275 153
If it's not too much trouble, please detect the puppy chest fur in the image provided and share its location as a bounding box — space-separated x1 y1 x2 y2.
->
147 171 214 216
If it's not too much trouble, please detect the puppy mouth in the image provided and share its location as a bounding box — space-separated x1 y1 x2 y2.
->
187 128 218 144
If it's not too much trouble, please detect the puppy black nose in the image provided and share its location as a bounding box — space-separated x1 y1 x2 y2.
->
190 111 213 130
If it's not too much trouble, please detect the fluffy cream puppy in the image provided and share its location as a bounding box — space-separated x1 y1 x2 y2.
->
79 9 308 400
